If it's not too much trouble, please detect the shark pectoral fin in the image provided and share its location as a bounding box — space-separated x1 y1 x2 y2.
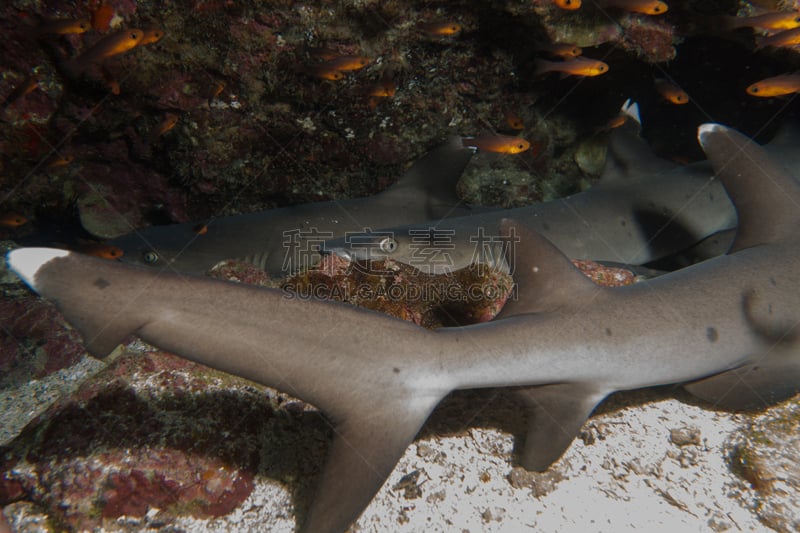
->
684 350 800 411
496 219 601 318
301 395 442 533
515 383 607 472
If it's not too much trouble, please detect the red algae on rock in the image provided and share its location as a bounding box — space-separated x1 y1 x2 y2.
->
0 296 85 382
0 351 292 529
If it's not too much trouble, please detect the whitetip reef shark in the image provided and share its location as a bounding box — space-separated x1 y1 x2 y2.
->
112 101 747 278
6 124 800 532
324 110 800 274
107 137 484 275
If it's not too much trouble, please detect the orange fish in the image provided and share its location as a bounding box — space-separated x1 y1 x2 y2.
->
757 27 800 48
70 29 144 70
139 27 165 46
303 65 345 81
0 214 28 227
90 2 115 31
419 21 462 36
79 243 124 260
655 79 689 104
152 114 179 138
534 57 609 77
601 0 669 15
538 42 583 58
193 223 209 235
604 114 628 130
725 10 800 30
503 112 525 130
1 75 38 110
554 0 582 10
206 80 226 102
35 18 91 35
368 80 396 97
746 74 800 97
46 154 74 169
461 134 531 154
600 0 668 14
318 55 371 72
101 67 121 95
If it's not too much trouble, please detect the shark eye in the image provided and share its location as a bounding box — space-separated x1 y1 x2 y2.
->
379 237 397 253
143 251 159 264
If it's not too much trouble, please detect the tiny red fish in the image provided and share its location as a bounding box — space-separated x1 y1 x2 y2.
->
600 0 668 14
139 28 165 46
152 114 179 138
757 27 800 48
0 214 28 227
46 154 74 169
538 42 583 58
320 55 371 72
554 0 582 10
725 10 800 30
535 57 609 77
79 243 124 260
36 18 91 35
655 79 689 104
746 74 800 97
504 112 525 130
70 29 144 71
419 21 462 36
462 134 531 154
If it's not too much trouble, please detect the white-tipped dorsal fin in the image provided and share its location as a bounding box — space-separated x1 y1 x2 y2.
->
698 123 800 252
6 248 70 290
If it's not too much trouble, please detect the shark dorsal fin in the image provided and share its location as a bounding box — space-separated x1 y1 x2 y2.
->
698 124 800 253
599 100 678 184
377 137 474 217
496 218 599 318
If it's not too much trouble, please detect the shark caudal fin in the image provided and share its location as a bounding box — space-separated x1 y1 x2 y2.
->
683 124 800 410
6 248 147 356
495 218 600 318
493 219 610 470
377 136 474 219
698 123 800 252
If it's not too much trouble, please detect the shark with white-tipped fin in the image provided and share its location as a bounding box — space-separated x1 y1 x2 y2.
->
324 108 800 274
107 137 485 275
7 123 800 532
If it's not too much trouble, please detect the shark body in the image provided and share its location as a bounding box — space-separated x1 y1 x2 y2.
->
108 137 484 275
7 124 800 532
325 119 800 273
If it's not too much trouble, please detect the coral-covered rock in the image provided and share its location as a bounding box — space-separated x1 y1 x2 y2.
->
0 351 296 530
0 296 85 382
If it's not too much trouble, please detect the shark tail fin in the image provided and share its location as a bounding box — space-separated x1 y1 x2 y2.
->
378 137 474 219
495 218 600 318
6 248 146 357
301 393 443 532
698 123 800 252
515 383 609 471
